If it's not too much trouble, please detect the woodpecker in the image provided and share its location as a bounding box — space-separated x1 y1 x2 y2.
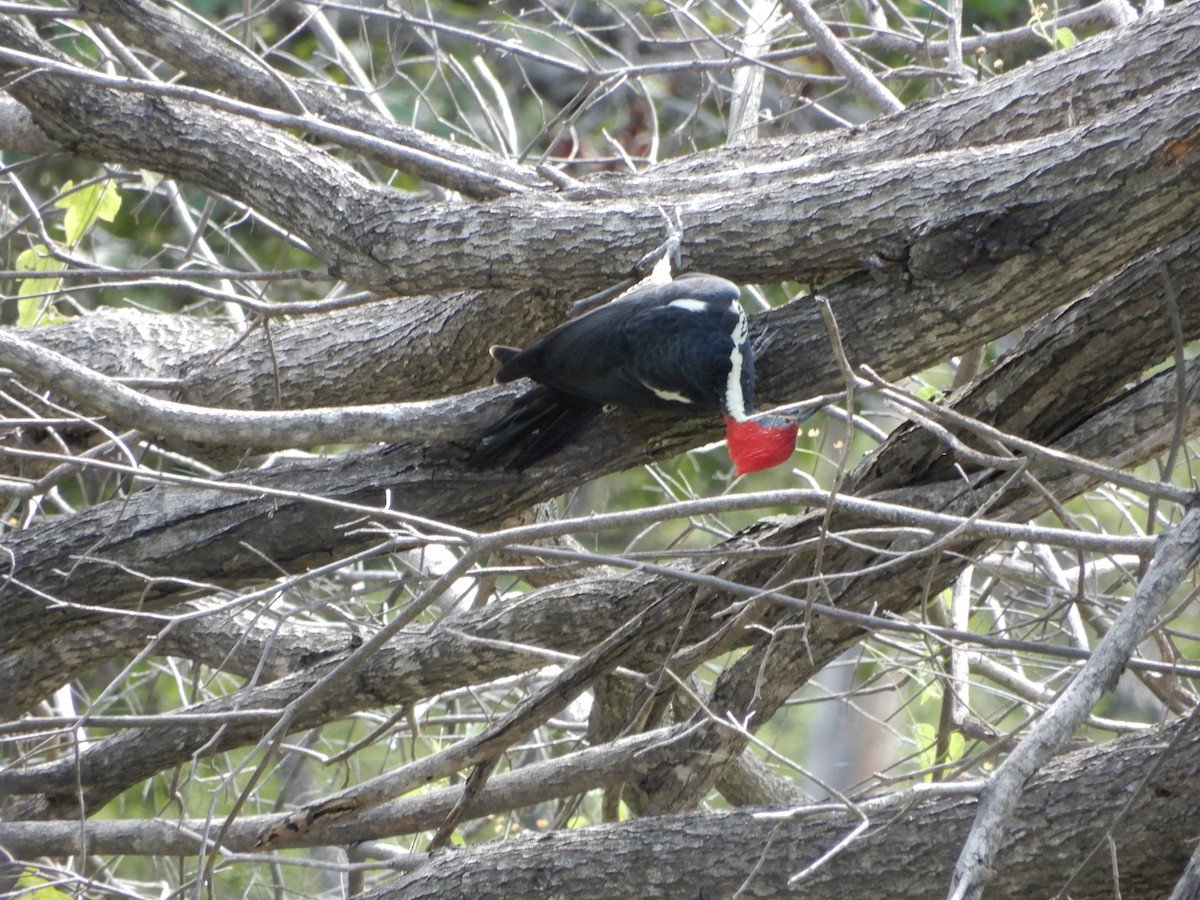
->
468 273 799 474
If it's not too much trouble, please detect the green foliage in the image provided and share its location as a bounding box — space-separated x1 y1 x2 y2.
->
10 869 71 898
1029 1 1077 50
914 722 966 780
14 178 122 326
14 245 65 327
57 178 122 246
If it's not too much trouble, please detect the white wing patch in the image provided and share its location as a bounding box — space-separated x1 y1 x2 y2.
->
668 298 710 314
724 300 750 421
650 386 693 404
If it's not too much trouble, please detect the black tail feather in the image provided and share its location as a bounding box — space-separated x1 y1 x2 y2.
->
467 386 601 470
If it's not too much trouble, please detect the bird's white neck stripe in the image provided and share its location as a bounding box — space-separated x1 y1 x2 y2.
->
725 302 749 421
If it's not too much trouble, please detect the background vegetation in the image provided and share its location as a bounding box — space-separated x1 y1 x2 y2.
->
0 0 1197 897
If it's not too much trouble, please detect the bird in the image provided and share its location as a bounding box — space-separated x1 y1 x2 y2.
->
468 272 799 475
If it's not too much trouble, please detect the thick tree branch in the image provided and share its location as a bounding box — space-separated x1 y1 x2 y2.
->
0 597 355 719
3 704 1197 900
0 728 687 855
2 8 1198 293
370 714 1200 898
76 0 544 199
0 328 495 450
1 712 1196 900
0 5 1192 436
2 209 1195 656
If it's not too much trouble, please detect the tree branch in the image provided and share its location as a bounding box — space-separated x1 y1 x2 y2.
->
2 712 1196 900
370 714 1200 898
779 0 904 114
3 8 1199 292
0 328 497 449
80 0 544 198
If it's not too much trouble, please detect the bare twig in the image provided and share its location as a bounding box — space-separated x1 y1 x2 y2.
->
778 0 905 113
950 505 1200 899
0 328 491 447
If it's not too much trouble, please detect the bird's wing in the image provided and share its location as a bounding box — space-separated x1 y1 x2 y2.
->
493 299 636 385
493 274 747 414
618 305 739 411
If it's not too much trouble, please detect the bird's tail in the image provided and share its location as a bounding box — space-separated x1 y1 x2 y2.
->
467 385 601 470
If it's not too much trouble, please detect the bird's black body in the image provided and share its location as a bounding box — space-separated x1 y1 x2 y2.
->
469 273 770 470
493 274 751 415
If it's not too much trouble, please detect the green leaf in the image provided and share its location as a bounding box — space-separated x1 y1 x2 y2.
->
55 178 121 247
915 722 938 779
1055 27 1077 49
947 730 966 763
914 678 944 710
15 245 65 327
13 867 71 898
914 722 966 781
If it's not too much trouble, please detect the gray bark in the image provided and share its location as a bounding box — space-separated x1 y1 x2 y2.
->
2 714 1196 899
1 2 1198 897
363 714 1200 900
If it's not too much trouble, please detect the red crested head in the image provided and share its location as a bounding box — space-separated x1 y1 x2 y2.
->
724 414 799 476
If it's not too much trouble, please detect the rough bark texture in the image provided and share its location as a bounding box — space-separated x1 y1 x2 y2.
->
0 3 1195 406
1 219 1196 657
362 715 1200 900
2 714 1197 898
1 2 1198 897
